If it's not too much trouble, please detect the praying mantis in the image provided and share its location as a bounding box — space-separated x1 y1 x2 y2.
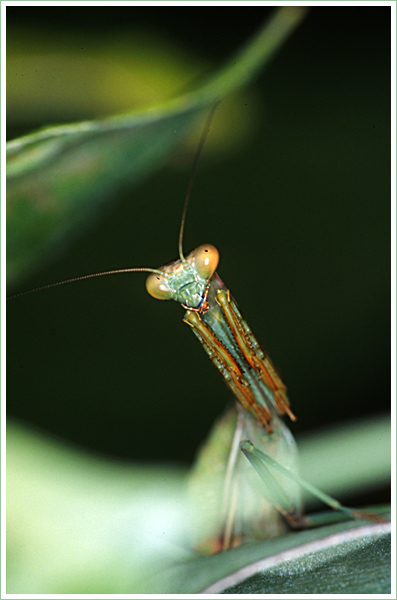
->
7 107 385 554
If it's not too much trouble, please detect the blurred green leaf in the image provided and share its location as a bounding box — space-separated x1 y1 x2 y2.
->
7 416 390 594
297 414 391 505
6 421 190 594
7 6 307 286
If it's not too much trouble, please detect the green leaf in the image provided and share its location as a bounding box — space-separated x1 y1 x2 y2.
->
297 413 391 505
7 417 390 594
174 521 391 594
6 420 190 594
7 7 307 286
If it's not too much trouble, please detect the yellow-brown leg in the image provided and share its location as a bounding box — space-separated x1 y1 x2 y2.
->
215 289 295 421
183 310 274 431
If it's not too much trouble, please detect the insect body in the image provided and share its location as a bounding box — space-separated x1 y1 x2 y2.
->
145 242 300 551
9 108 385 554
8 108 302 551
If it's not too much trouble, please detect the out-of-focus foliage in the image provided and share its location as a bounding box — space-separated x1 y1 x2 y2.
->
7 418 390 593
7 421 190 594
7 7 307 286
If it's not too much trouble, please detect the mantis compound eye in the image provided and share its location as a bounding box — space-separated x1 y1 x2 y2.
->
145 273 173 300
194 244 219 280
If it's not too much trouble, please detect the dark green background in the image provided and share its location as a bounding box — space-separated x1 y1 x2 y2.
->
7 4 390 494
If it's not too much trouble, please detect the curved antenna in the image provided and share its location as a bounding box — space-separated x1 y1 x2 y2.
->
7 267 165 300
178 102 219 262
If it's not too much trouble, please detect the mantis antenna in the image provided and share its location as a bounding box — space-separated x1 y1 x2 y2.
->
7 104 219 301
178 102 219 262
6 267 165 300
